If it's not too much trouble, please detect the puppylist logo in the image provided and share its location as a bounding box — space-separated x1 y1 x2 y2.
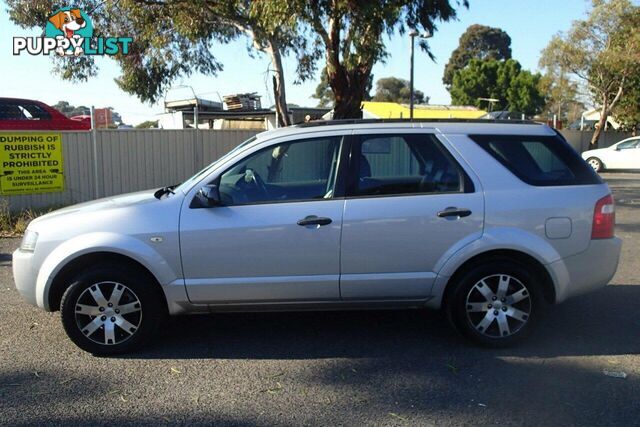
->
13 7 132 57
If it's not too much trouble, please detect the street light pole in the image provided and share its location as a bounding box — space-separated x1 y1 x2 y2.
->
409 30 431 121
409 30 417 120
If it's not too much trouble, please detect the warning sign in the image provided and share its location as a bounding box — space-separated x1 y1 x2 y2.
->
0 132 64 195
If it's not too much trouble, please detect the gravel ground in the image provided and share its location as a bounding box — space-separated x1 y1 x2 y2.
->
1 172 639 426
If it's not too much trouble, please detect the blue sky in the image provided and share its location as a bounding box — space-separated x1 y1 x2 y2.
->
1 0 595 125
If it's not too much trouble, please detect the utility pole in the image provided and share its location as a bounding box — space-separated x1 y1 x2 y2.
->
409 30 432 120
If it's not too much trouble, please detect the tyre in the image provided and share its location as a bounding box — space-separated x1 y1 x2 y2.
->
60 264 165 355
447 261 540 347
586 157 603 173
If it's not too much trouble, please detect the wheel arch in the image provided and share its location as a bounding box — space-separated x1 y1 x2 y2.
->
440 249 556 310
48 251 168 313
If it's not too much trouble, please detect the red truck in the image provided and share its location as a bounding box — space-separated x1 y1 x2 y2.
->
0 97 91 130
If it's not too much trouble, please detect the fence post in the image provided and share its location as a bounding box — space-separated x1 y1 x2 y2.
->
90 106 100 199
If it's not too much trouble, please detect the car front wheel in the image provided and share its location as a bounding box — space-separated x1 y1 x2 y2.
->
60 264 165 355
586 157 603 172
447 261 540 347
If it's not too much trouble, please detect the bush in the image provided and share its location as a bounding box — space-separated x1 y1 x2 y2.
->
0 200 54 237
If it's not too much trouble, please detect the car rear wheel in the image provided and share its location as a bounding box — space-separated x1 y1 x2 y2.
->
586 157 603 172
60 264 165 355
447 261 540 347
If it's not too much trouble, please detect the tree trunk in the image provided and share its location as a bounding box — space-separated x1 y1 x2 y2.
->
590 83 625 146
330 67 368 119
590 105 608 147
265 40 291 127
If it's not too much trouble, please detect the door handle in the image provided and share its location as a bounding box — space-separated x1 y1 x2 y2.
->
437 207 472 218
297 215 332 226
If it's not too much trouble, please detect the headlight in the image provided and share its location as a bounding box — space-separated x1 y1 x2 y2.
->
20 230 39 252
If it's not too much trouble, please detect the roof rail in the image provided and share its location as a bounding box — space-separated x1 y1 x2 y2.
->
295 118 542 128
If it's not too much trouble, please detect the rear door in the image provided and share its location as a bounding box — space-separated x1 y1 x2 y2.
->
339 130 484 300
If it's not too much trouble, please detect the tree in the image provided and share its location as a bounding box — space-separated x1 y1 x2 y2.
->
443 24 511 88
312 67 373 108
271 0 467 119
51 101 95 118
538 47 587 125
372 77 427 104
614 70 640 134
135 120 159 129
539 0 640 145
450 59 544 116
7 0 306 127
537 73 585 124
312 67 336 108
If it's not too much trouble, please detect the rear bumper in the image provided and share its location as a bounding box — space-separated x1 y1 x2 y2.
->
550 237 622 303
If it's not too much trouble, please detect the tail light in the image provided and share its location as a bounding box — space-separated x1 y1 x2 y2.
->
591 194 615 239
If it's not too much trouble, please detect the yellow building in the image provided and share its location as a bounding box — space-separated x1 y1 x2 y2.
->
362 101 486 119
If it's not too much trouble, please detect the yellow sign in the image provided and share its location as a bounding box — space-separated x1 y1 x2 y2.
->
0 132 64 195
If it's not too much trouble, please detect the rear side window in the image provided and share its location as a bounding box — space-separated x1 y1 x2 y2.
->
470 134 602 186
348 133 472 197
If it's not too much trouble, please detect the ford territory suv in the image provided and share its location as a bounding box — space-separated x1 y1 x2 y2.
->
13 120 622 354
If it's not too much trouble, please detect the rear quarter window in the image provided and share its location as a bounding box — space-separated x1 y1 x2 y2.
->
470 134 602 186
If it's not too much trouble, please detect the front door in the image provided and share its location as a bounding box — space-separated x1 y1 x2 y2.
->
180 135 346 304
339 131 484 300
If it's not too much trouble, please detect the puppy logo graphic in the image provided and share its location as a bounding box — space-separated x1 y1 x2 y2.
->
13 7 132 57
45 8 93 56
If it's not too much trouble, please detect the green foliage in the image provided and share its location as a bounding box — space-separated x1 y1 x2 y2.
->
443 24 511 88
372 77 427 104
6 0 304 105
274 0 468 118
51 101 90 117
539 0 640 142
135 120 159 129
450 59 544 115
614 70 640 131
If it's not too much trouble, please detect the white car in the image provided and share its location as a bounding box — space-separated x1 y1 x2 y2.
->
13 120 622 354
582 137 640 172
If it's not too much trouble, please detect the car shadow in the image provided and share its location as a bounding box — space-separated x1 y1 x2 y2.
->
122 284 640 360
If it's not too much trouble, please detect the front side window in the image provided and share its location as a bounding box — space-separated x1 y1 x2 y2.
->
349 134 466 197
617 139 639 149
19 103 51 120
217 136 343 205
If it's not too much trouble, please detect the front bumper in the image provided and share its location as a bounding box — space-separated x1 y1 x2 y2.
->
12 249 39 307
550 237 623 303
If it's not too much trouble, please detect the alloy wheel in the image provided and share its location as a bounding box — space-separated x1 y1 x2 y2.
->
588 158 601 172
74 281 143 345
465 274 532 338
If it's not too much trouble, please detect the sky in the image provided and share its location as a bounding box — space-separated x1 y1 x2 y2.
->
0 0 597 125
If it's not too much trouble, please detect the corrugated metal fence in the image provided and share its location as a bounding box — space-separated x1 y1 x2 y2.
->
559 130 633 153
2 129 257 211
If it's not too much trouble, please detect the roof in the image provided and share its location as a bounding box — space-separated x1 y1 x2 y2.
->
253 119 553 143
362 101 486 119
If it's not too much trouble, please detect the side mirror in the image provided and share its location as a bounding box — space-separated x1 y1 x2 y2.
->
615 146 621 151
191 184 222 208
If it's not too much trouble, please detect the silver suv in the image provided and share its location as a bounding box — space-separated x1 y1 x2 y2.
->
13 120 622 354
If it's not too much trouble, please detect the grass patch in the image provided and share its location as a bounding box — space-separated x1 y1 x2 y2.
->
0 200 57 237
